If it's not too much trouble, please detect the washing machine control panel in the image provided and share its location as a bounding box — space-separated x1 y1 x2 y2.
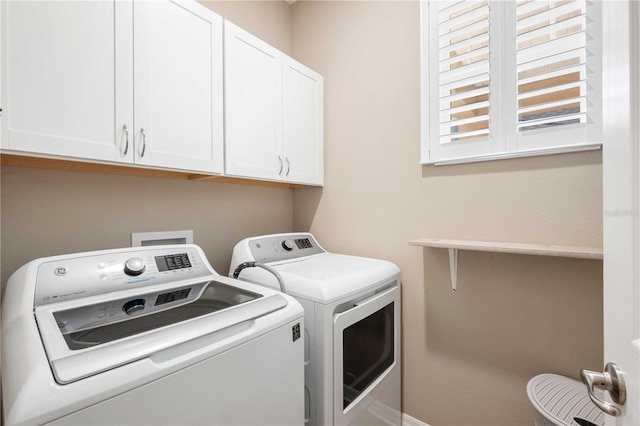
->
249 233 325 263
34 245 211 307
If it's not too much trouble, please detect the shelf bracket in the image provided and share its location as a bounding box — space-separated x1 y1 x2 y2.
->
448 248 458 292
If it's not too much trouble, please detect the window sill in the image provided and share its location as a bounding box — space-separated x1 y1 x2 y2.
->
421 143 602 166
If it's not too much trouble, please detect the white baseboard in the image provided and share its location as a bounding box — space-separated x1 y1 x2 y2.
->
402 413 430 426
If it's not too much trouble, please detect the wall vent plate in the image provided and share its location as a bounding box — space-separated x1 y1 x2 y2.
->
131 230 193 247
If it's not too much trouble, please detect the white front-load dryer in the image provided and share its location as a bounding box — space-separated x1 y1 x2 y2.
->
2 244 304 426
230 233 401 426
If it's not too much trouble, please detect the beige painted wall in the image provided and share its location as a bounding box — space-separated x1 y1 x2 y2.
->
291 1 604 425
0 167 292 292
0 0 294 295
199 0 292 55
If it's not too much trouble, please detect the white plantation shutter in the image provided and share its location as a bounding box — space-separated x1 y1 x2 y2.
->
516 0 587 132
421 0 602 164
438 1 491 143
428 0 496 161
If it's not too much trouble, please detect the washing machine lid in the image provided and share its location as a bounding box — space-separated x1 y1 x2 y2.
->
35 276 288 384
270 253 400 303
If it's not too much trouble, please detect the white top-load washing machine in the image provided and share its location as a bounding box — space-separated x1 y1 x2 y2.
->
229 233 401 426
2 244 304 426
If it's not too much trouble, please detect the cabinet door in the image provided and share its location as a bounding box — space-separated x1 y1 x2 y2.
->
134 0 223 173
1 1 134 163
282 56 324 186
224 21 282 181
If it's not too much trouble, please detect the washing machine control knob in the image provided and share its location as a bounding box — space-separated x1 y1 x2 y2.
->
282 239 295 251
122 298 146 315
124 257 146 276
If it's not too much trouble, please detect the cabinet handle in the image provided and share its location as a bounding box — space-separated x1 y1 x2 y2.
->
286 158 291 177
278 156 283 175
140 128 147 158
122 124 130 156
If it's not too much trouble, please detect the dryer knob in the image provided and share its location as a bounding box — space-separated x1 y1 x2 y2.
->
282 239 295 251
124 257 146 276
122 298 146 315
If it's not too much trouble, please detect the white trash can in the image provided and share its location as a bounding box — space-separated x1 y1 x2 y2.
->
527 373 604 426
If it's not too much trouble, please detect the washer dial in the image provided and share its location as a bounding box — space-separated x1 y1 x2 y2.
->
122 298 146 315
124 257 146 276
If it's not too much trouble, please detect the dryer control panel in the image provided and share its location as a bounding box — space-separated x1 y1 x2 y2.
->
248 233 325 263
34 245 212 307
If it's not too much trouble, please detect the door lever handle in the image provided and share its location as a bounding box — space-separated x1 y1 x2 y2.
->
580 362 626 416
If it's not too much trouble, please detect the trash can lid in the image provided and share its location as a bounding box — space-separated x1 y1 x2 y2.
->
527 373 604 426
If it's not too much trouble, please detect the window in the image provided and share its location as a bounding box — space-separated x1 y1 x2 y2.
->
420 0 602 164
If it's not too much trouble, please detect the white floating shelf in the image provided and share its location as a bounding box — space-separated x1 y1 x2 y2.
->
409 238 603 292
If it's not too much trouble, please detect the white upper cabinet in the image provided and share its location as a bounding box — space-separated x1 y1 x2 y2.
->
224 21 283 182
134 1 223 173
282 57 324 186
1 1 133 163
224 21 324 186
1 0 224 174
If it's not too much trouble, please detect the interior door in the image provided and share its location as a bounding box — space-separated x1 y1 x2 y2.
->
134 0 223 173
592 1 640 424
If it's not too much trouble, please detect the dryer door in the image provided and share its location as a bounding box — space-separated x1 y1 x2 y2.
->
333 284 400 425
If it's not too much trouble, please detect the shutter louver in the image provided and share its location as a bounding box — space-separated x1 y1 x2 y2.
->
516 0 587 132
438 1 491 144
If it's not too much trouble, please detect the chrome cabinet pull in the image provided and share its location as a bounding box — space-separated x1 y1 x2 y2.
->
122 124 130 156
285 158 291 177
580 362 626 416
140 128 146 158
278 156 283 175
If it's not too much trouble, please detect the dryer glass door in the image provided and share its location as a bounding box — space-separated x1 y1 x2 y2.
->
342 302 394 408
333 284 400 423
